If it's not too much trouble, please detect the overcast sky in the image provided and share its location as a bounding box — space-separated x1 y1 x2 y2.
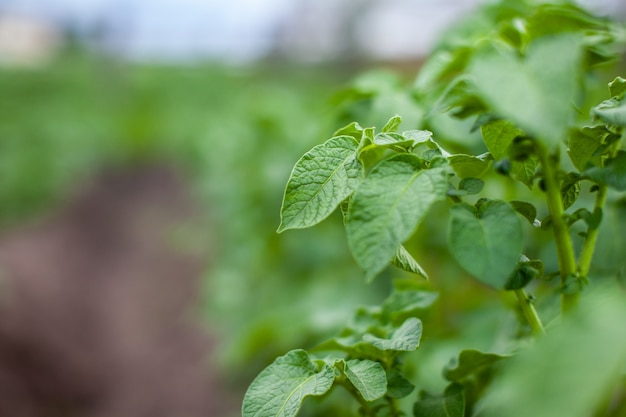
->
1 0 624 62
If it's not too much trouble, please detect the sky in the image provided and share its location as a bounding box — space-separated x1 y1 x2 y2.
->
1 0 624 62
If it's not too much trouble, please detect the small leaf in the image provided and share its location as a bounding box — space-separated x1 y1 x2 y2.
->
382 115 402 133
444 350 507 383
402 129 435 145
568 126 606 171
584 150 626 191
383 289 439 321
511 157 538 189
448 154 492 178
593 98 626 127
391 245 429 279
470 34 583 147
363 317 422 352
458 177 484 195
505 259 544 290
481 119 524 160
278 136 361 232
510 200 537 225
608 76 626 98
344 359 388 401
560 172 581 210
333 121 364 141
347 154 449 281
373 132 419 151
242 350 336 417
448 200 524 289
413 383 465 417
386 369 415 399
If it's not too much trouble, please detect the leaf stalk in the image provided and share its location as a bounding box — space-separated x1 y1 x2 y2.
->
514 289 545 336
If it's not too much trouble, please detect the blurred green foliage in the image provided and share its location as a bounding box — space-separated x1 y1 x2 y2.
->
0 50 394 385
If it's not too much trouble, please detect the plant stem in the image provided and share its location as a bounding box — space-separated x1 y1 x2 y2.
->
514 289 545 336
577 185 607 277
537 145 578 312
578 137 621 278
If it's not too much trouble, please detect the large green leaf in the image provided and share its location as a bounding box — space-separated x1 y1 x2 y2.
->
584 150 626 191
347 154 449 281
448 200 524 289
478 288 626 417
278 135 361 232
363 317 423 351
344 359 388 401
469 34 582 147
243 350 335 417
413 383 465 417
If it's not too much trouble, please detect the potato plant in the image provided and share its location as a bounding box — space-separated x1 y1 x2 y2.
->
243 2 626 416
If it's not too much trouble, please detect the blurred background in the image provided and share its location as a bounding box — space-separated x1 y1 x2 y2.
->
0 1 624 416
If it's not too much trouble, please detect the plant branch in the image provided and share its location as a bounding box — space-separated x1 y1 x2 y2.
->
514 289 545 336
537 144 578 312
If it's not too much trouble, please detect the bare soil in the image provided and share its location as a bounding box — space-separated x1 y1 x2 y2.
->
0 165 236 417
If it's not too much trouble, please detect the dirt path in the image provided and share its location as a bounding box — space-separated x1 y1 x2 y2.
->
0 165 236 417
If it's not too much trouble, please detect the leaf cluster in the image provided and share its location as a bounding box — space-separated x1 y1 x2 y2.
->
244 1 626 416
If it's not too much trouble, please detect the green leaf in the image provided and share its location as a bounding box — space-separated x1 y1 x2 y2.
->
478 288 626 417
444 350 507 382
391 245 429 279
344 359 388 401
448 154 492 178
402 129 435 146
278 136 361 232
382 289 439 321
505 258 544 289
510 200 537 225
511 157 538 188
333 121 364 142
373 132 418 151
363 317 423 352
448 200 524 289
347 154 449 281
458 177 484 195
568 126 606 171
585 150 626 191
386 369 415 399
242 349 335 417
413 383 465 417
480 120 523 160
382 115 402 133
469 34 583 147
608 76 626 99
593 97 626 127
560 172 581 210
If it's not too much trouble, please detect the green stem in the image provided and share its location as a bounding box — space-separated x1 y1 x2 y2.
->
385 395 401 417
578 137 621 278
514 289 545 336
577 185 607 277
537 145 578 313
